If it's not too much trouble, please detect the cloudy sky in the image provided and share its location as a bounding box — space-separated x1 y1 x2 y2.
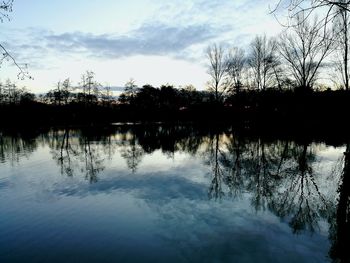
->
0 0 284 93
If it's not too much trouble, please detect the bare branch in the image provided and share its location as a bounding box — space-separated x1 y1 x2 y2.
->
278 15 334 90
0 43 32 80
1 1 32 80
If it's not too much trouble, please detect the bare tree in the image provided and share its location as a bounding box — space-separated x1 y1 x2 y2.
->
206 44 228 102
0 79 30 104
79 71 101 105
332 3 350 90
124 78 138 102
0 0 30 79
101 84 114 107
279 15 334 90
226 47 246 94
45 78 72 105
0 0 13 22
273 1 350 23
0 81 3 104
274 1 349 90
61 78 72 104
55 81 63 106
248 35 279 90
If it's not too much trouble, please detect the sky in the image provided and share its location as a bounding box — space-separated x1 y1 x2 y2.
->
0 0 284 93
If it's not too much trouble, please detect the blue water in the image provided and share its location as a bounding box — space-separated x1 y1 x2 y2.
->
0 127 344 262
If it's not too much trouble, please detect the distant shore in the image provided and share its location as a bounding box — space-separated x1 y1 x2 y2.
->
1 89 349 130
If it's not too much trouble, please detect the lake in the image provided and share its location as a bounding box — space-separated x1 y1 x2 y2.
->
0 124 348 263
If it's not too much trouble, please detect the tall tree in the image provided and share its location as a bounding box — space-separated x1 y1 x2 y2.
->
249 35 279 90
226 47 246 94
124 78 138 104
206 44 228 102
101 85 114 107
61 78 72 104
79 71 101 105
333 2 350 90
0 81 4 104
279 15 334 90
45 79 72 106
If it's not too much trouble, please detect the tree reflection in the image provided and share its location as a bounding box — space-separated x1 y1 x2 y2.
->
80 135 104 183
222 134 244 198
120 132 144 173
204 135 336 236
0 130 39 165
245 140 283 211
208 133 225 200
0 125 349 261
49 129 75 177
269 143 330 233
204 134 348 262
59 129 73 177
49 129 105 183
329 143 350 263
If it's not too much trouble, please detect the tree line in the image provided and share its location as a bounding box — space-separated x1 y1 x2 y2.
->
205 13 349 102
0 71 115 106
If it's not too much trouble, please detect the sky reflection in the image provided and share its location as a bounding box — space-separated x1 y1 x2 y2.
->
0 126 346 263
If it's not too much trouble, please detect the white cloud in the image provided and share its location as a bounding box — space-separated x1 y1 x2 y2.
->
0 0 283 92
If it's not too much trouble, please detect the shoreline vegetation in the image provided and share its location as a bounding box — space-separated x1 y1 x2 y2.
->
1 93 350 144
1 84 350 132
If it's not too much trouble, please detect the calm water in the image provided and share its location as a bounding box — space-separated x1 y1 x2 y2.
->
0 125 349 263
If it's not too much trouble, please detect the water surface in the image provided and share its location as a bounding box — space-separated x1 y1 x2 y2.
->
0 125 348 263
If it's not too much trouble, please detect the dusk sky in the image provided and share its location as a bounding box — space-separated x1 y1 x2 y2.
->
0 0 284 93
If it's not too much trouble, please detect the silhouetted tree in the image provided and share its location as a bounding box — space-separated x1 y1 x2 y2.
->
226 47 246 94
248 35 279 90
61 78 72 104
78 71 101 105
118 93 128 104
134 84 160 110
101 85 114 107
0 81 4 104
179 84 197 107
45 81 66 106
159 84 179 110
123 78 138 104
0 79 33 105
333 5 350 90
19 89 35 104
274 0 350 30
206 44 228 102
279 15 334 90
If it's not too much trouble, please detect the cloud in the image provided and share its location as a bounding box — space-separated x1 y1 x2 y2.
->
43 23 224 60
2 0 281 72
52 170 207 201
0 28 55 70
